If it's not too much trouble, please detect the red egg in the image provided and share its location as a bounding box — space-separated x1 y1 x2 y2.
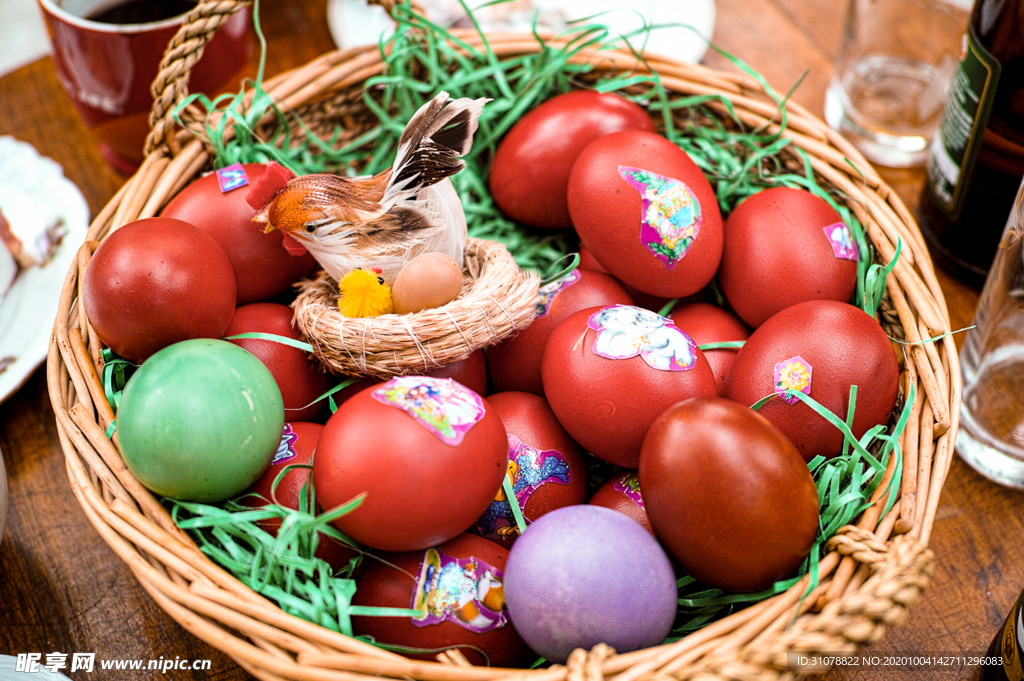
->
588 472 652 533
541 305 718 467
639 398 820 592
670 303 750 394
568 131 723 298
161 163 318 304
352 533 532 666
471 392 588 547
489 91 656 230
313 377 508 551
723 300 900 461
226 303 330 421
82 217 237 363
487 269 633 395
425 350 488 396
578 245 673 312
718 187 859 328
241 422 358 571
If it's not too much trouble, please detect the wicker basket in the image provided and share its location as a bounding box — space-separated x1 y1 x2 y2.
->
49 0 960 678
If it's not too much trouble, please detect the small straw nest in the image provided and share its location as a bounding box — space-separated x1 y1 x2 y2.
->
47 0 961 679
293 238 540 378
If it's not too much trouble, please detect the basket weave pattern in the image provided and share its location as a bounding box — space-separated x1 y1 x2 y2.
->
49 1 958 679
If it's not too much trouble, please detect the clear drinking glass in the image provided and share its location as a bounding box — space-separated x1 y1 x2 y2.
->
824 0 970 168
957 177 1024 488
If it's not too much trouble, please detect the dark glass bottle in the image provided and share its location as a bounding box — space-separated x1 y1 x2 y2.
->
918 0 1024 289
983 588 1024 681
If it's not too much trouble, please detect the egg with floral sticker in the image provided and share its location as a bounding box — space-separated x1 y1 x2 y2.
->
567 131 723 298
541 305 717 467
589 472 652 533
313 377 508 551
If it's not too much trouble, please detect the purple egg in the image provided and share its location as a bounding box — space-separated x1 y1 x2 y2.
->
504 505 677 663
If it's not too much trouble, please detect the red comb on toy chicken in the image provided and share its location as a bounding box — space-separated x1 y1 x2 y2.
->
250 91 488 285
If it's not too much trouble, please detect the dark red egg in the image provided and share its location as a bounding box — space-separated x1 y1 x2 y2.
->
161 163 318 304
487 269 633 396
718 187 859 328
567 130 723 298
489 91 656 230
426 350 487 396
670 303 750 394
723 300 899 461
313 377 508 551
241 422 357 571
639 398 819 592
580 247 674 313
226 303 330 421
471 392 588 547
541 305 718 468
588 472 652 533
352 533 531 666
82 217 237 363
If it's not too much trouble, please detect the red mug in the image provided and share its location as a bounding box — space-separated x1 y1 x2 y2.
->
39 0 253 174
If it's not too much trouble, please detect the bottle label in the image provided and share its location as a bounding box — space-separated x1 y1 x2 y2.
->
1001 591 1024 681
926 25 1002 220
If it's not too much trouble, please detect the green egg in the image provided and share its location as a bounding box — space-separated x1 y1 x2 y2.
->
117 338 285 503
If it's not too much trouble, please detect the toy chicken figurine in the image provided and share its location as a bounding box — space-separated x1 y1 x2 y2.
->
249 91 488 285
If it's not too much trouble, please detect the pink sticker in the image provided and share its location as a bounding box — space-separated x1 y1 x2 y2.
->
613 472 644 510
411 548 509 633
587 305 697 372
476 435 572 539
619 166 702 269
823 222 859 261
372 377 485 446
774 356 813 405
271 423 298 465
535 269 580 317
217 163 250 193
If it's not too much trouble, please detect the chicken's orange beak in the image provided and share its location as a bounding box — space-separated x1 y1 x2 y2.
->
253 205 276 234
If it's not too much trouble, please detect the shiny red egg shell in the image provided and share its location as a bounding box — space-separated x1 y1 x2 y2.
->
352 533 531 666
472 392 588 547
541 306 718 468
226 303 330 421
487 269 633 396
718 187 858 328
588 472 652 533
161 163 318 304
241 422 357 570
639 398 820 593
670 303 750 394
723 300 900 461
567 130 723 298
489 91 656 230
577 246 673 312
313 379 509 552
82 217 237 363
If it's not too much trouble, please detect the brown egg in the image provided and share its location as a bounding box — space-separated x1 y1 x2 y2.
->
639 398 819 592
392 252 464 314
487 269 633 395
588 472 652 533
471 392 588 547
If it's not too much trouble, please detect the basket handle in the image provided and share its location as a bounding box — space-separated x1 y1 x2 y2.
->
143 0 422 157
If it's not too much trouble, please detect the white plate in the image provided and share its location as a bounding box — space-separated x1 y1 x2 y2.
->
327 0 716 65
0 137 89 405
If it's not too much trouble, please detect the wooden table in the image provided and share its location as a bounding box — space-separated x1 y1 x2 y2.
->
0 0 1019 679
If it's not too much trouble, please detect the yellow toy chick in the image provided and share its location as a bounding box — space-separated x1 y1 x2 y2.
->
337 267 394 317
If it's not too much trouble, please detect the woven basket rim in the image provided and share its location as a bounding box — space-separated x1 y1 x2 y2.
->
48 3 958 679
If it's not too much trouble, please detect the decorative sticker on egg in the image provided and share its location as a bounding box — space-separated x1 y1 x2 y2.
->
271 423 299 465
411 548 509 633
823 222 859 261
216 163 250 193
774 355 813 405
372 376 485 446
535 269 580 317
613 472 645 510
587 305 697 372
476 435 572 538
618 166 702 270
